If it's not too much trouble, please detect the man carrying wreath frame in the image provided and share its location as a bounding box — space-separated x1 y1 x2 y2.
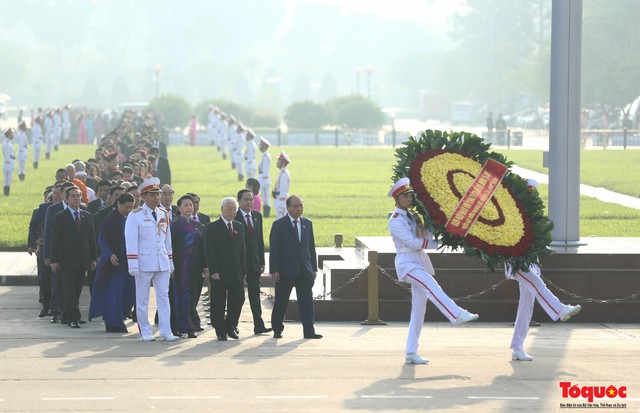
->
388 177 479 365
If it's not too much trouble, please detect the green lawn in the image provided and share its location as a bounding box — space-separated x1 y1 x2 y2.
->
1 145 639 250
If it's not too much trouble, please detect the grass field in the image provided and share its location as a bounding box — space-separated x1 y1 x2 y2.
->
1 144 640 250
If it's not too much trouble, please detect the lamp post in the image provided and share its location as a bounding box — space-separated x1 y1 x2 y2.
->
365 65 373 100
153 63 162 98
354 66 362 95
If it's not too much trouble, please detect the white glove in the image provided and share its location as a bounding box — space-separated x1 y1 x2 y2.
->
129 269 139 277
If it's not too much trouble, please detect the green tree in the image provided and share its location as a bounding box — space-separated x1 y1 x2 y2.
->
149 94 192 129
284 100 329 129
325 95 384 129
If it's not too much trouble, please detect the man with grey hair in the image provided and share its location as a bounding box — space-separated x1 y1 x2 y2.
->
203 197 246 341
73 160 97 191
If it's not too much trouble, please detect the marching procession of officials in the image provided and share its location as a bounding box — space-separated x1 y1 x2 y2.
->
21 106 322 343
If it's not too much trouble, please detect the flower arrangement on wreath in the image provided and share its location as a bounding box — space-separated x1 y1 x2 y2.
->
392 129 554 271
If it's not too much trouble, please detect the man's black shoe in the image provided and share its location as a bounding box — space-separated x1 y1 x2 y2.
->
217 335 228 341
78 320 86 324
50 315 59 323
254 327 273 335
70 321 80 328
38 308 49 318
304 333 323 339
227 330 239 340
273 332 283 339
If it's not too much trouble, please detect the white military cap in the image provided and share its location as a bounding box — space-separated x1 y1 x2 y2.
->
526 179 539 190
387 177 415 198
278 151 291 164
140 177 161 194
259 137 271 146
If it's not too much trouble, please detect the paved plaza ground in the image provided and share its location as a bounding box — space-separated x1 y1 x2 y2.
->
0 283 638 413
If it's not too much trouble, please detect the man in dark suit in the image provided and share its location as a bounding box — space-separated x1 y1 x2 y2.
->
269 195 322 339
50 186 97 328
150 147 171 186
204 197 246 340
87 179 111 214
236 189 272 334
186 192 210 330
28 185 56 317
152 135 168 158
43 181 76 323
160 184 179 220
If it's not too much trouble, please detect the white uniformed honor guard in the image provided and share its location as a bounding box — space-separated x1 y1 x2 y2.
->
244 128 257 179
125 177 178 342
53 109 62 151
44 112 54 159
388 177 479 365
272 151 291 219
233 123 245 181
505 179 581 362
16 120 28 181
3 128 15 196
31 116 43 169
258 137 272 217
62 104 71 142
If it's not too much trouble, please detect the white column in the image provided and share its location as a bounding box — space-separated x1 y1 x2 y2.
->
548 0 583 245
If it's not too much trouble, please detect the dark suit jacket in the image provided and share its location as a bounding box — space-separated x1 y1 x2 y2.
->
87 198 106 215
155 156 172 186
197 212 211 225
269 214 317 280
204 218 246 284
235 209 265 274
153 140 168 158
50 208 97 271
43 202 66 261
28 201 51 249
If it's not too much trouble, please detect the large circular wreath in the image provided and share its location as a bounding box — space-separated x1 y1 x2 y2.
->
392 129 553 271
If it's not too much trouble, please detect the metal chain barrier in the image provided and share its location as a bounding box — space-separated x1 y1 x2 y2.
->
377 265 509 300
258 267 369 301
541 276 640 303
257 267 640 304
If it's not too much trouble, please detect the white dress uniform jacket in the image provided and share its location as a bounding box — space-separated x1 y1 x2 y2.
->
244 139 257 178
125 204 174 273
2 138 15 173
388 207 437 279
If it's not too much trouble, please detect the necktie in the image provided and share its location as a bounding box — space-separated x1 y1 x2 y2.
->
152 210 157 221
74 211 81 231
246 213 253 234
227 222 234 238
293 219 299 242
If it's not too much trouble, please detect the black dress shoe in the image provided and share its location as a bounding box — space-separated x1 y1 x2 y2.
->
195 326 204 332
50 315 59 323
217 335 228 341
273 332 283 339
38 308 49 318
106 326 128 333
254 327 273 335
187 332 197 338
234 327 239 334
227 330 239 340
304 333 323 339
70 321 80 328
78 320 86 324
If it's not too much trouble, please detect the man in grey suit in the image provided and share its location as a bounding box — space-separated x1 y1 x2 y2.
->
269 195 322 339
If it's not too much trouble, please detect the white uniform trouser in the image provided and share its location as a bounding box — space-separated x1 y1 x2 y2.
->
403 268 463 354
274 197 287 218
245 161 257 179
54 129 61 146
510 267 566 350
207 124 215 145
135 271 172 338
260 185 271 208
46 133 53 154
33 144 41 163
3 170 12 187
63 126 70 142
18 155 26 175
234 151 244 175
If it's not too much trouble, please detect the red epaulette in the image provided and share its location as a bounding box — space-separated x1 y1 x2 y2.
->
392 212 399 218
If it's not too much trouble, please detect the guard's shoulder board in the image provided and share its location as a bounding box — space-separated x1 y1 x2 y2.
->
131 207 143 213
392 212 399 218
